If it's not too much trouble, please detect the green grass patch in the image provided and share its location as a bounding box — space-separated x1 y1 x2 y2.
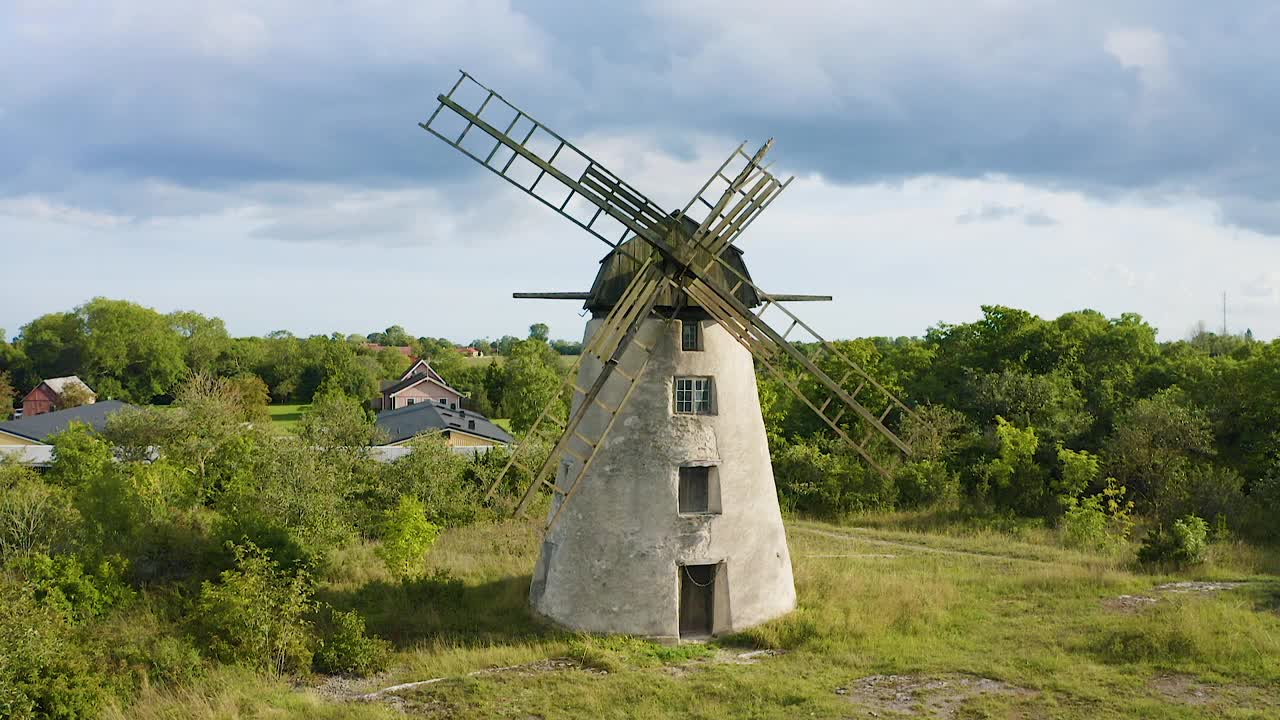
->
118 514 1280 718
267 403 310 431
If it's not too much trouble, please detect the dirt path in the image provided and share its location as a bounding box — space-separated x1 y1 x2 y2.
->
792 525 1058 566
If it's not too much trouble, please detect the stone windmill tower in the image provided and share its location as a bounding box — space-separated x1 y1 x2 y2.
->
421 72 916 640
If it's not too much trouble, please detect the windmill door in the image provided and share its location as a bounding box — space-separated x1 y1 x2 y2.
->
679 563 717 638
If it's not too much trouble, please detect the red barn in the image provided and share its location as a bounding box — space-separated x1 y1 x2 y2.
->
21 376 96 418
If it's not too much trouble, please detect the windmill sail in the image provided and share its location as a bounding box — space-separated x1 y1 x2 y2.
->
421 72 671 253
485 259 671 530
426 71 916 530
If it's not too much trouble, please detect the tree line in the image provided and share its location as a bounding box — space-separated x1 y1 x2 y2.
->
762 305 1279 550
0 297 572 422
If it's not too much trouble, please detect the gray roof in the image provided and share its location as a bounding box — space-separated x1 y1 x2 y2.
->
375 403 513 446
41 376 96 397
0 400 132 444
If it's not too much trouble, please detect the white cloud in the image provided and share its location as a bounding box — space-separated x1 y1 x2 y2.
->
4 131 1278 342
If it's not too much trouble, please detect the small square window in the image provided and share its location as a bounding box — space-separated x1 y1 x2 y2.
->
674 377 713 414
681 321 702 351
438 398 447 405
406 398 415 405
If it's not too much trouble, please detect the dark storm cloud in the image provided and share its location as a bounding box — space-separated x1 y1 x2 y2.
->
2 1 1278 232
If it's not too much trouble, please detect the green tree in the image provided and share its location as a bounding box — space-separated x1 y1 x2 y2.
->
500 339 564 433
17 312 84 381
0 370 14 417
0 465 80 559
367 325 413 346
170 310 232 375
219 435 354 561
1103 389 1215 518
375 495 441 581
57 381 94 410
77 298 187 402
528 323 550 342
377 434 481 528
977 417 1049 514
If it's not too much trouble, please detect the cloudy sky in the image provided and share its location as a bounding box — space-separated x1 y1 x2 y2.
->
3 1 1278 343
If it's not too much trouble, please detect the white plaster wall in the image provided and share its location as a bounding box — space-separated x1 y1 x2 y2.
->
529 317 796 639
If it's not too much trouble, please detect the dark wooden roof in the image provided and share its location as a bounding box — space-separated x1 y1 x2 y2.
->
583 217 761 312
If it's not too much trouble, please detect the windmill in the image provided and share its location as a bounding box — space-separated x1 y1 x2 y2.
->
421 71 916 640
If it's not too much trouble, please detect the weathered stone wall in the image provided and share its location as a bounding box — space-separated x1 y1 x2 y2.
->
529 317 795 639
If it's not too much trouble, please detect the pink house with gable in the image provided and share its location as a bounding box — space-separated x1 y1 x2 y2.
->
375 359 466 412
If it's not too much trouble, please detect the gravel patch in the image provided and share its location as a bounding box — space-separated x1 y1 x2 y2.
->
837 673 1035 718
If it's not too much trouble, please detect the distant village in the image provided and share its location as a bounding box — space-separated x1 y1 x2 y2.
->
0 346 513 467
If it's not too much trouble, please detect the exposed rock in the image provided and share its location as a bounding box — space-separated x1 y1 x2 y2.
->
837 673 1035 718
1153 581 1248 594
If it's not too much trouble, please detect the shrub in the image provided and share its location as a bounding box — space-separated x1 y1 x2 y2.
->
217 434 355 563
1061 495 1109 551
195 542 314 674
0 579 106 720
45 422 116 490
773 439 895 517
312 607 391 676
894 459 959 509
13 553 133 623
976 417 1050 516
375 496 441 581
1137 514 1209 566
377 434 483 528
0 466 80 559
1060 478 1134 552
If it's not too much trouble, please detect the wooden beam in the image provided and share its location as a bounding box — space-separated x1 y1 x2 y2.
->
765 294 833 302
512 292 591 300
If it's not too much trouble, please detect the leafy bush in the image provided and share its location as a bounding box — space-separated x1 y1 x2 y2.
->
13 553 133 623
976 417 1050 515
377 434 484 528
774 439 896 517
0 465 80 559
45 422 116 490
894 459 959 509
1137 514 1209 566
0 580 106 720
218 434 355 563
312 607 390 676
1061 495 1109 551
195 542 314 674
375 496 441 581
1060 479 1134 552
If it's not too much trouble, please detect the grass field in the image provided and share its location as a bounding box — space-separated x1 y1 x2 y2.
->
463 354 579 370
111 513 1280 719
268 403 310 430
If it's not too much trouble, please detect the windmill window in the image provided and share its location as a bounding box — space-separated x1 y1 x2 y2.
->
678 464 721 515
681 321 702 351
674 377 713 414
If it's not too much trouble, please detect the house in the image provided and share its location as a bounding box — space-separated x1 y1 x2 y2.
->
374 359 467 412
21 376 96 418
375 402 513 449
0 400 133 466
362 343 415 358
455 346 485 358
